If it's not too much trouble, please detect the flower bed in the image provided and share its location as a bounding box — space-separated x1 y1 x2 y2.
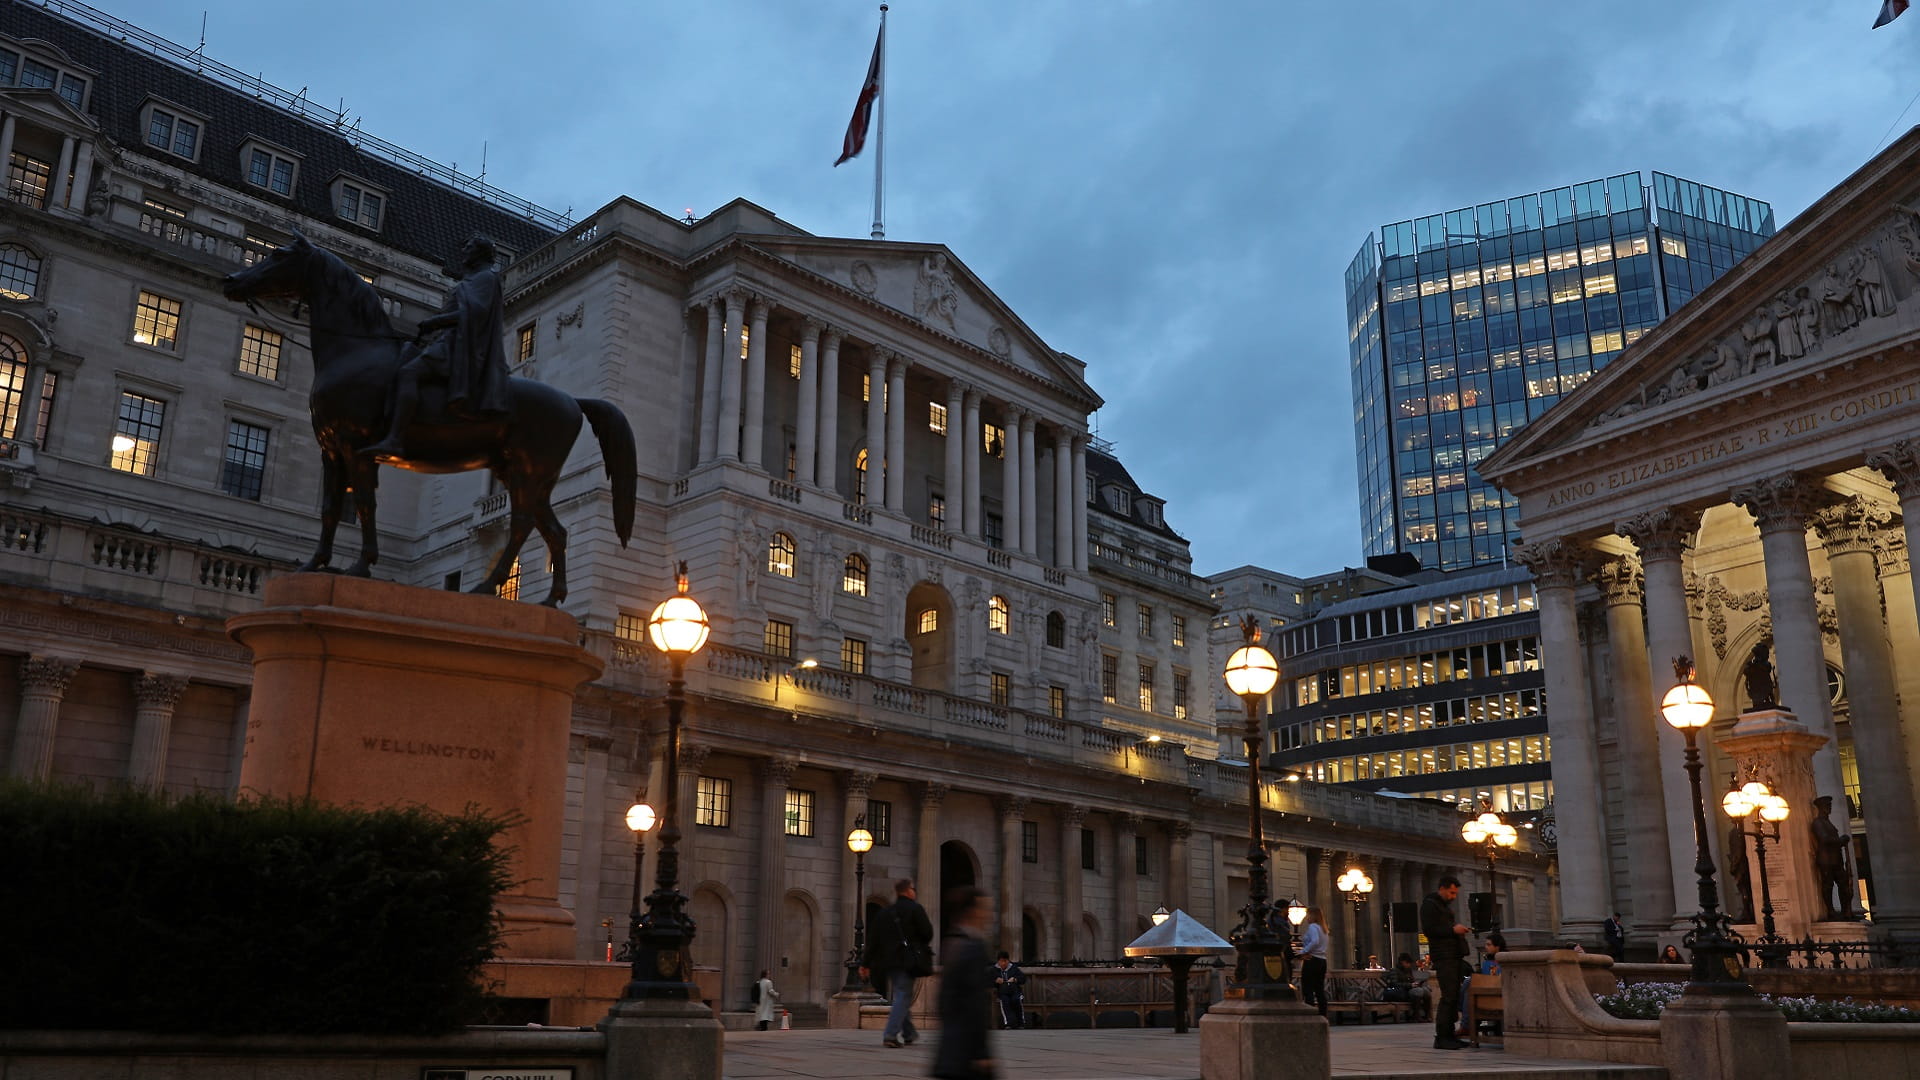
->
1597 981 1920 1023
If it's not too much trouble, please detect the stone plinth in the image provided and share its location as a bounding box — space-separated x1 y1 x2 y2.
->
228 574 603 959
1718 708 1830 943
1659 987 1791 1080
1198 997 1329 1080
602 997 723 1080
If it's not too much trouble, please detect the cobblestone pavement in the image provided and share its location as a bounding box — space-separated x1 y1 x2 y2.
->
722 1023 1668 1079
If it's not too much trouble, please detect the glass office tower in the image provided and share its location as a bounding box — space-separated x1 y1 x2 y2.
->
1346 173 1775 573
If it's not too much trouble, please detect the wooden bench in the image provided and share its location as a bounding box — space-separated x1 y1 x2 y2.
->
1324 972 1417 1025
1466 973 1503 1046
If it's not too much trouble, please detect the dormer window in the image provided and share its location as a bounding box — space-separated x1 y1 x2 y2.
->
332 176 386 230
1 46 88 109
1104 486 1130 514
240 139 301 197
141 99 205 162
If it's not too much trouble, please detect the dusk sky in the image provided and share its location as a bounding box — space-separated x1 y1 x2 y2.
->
127 0 1920 576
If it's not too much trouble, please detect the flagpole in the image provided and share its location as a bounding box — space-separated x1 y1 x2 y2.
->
871 4 887 240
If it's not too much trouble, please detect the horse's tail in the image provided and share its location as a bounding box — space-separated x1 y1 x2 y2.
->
579 398 636 546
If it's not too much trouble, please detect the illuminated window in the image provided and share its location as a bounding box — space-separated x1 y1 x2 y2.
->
1172 615 1187 648
917 608 939 634
497 558 521 601
1138 664 1155 712
132 291 183 350
696 776 732 827
840 636 867 674
990 672 1010 707
1049 685 1066 719
516 324 535 366
764 619 794 659
0 243 39 299
789 343 802 378
928 493 946 529
7 151 51 208
1660 235 1688 258
1102 593 1117 627
784 789 815 837
739 325 749 361
868 800 892 845
988 595 1010 634
1137 603 1153 638
220 420 269 500
854 448 868 504
614 611 647 662
1102 654 1118 704
984 422 1006 458
1173 672 1189 720
238 325 282 380
861 373 870 402
928 402 948 434
110 391 165 476
768 532 796 577
842 553 868 595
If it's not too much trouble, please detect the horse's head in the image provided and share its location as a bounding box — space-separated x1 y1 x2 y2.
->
222 232 313 307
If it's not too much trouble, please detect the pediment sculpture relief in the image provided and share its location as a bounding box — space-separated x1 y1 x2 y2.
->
1594 209 1920 427
913 252 960 331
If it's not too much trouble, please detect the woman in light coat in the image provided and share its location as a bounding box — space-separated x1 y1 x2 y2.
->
754 969 781 1030
1298 907 1330 1017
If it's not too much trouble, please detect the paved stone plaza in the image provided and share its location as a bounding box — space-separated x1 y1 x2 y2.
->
720 1025 1664 1079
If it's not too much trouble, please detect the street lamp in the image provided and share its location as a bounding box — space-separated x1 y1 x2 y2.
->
1152 905 1172 926
1661 655 1748 988
619 801 656 961
842 816 875 992
1285 897 1308 956
1460 805 1518 928
1221 616 1290 999
623 562 710 1001
1724 778 1791 966
1335 867 1374 968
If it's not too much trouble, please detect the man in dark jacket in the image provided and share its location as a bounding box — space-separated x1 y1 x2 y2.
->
859 877 935 1048
933 886 995 1079
1421 875 1471 1050
991 951 1026 1029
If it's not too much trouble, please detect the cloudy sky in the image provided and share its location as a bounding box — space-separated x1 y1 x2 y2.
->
131 0 1920 576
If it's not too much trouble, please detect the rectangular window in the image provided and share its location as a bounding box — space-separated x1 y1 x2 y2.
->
695 776 732 827
7 151 51 208
1138 664 1155 712
1137 603 1154 638
238 325 283 380
1022 820 1039 864
33 371 56 448
1102 654 1119 705
788 343 802 378
840 636 867 675
57 73 85 109
1049 685 1066 720
337 182 383 228
1135 835 1149 876
0 354 21 441
1081 827 1097 871
247 148 296 196
764 619 794 659
132 291 183 351
990 672 1010 707
928 401 948 434
1173 672 1190 721
110 391 165 476
516 324 535 366
1102 594 1117 627
784 789 815 837
984 513 1004 550
614 611 647 662
984 422 1006 458
928 494 946 529
868 799 892 845
220 420 269 501
0 49 15 83
861 373 870 402
1172 615 1187 648
18 57 53 89
146 107 200 159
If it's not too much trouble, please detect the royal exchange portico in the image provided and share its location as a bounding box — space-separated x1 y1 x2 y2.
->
1481 126 1920 955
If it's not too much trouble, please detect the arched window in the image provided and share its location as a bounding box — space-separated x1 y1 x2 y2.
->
988 595 1010 634
1046 611 1066 648
917 608 939 634
842 552 869 595
0 244 40 300
767 532 796 577
854 448 869 504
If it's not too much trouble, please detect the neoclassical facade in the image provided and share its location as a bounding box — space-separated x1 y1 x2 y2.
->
1481 126 1920 952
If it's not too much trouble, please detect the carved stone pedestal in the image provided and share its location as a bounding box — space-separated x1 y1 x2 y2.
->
1718 708 1830 943
1659 987 1791 1080
601 997 723 1080
1198 997 1329 1080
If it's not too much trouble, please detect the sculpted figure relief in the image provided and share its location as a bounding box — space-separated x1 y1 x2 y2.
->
1821 261 1863 335
914 253 961 331
1853 243 1895 319
1771 294 1807 360
1741 308 1777 371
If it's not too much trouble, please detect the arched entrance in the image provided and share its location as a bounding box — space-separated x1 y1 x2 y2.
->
781 891 818 1002
939 839 979 935
690 885 731 1007
906 582 956 692
1021 909 1042 962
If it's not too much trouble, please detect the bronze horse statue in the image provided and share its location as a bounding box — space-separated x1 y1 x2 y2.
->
222 234 635 605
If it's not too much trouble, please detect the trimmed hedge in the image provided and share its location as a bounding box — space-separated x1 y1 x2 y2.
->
0 781 513 1035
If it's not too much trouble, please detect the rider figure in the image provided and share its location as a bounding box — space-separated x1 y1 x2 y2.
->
362 234 510 458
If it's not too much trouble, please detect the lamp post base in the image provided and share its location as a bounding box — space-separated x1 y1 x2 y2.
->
1199 996 1329 1080
1658 986 1790 1080
601 996 723 1080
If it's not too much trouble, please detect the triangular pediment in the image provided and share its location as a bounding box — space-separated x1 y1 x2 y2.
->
1481 126 1920 482
0 85 97 133
743 236 1100 406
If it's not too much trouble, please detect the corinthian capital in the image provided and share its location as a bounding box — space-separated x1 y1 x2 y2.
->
800 315 827 342
1876 528 1911 578
1617 507 1701 563
842 770 877 798
1511 537 1592 590
1811 496 1894 556
133 671 189 710
1731 473 1822 534
997 795 1029 820
19 655 79 695
1595 553 1644 606
1867 439 1920 498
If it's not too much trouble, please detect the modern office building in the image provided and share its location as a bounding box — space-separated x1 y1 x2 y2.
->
1346 173 1775 573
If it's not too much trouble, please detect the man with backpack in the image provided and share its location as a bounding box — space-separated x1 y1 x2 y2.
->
859 877 935 1048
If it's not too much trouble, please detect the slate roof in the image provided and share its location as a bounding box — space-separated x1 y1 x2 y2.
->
1086 447 1188 544
1 0 556 266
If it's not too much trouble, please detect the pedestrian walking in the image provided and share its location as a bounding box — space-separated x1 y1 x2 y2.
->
860 877 935 1049
991 951 1026 1029
932 886 996 1080
1421 875 1471 1050
1297 906 1329 1016
753 969 780 1030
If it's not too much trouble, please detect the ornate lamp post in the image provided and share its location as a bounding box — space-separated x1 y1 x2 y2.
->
1152 906 1172 926
842 816 875 992
1335 867 1374 967
1460 805 1518 928
1661 656 1749 988
1285 897 1308 956
619 801 657 961
1723 779 1791 967
1221 616 1290 998
623 563 710 1001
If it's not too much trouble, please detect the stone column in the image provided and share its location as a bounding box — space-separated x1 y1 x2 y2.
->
1513 540 1611 944
1620 507 1712 931
916 781 949 936
818 329 843 492
1875 530 1920 799
1168 820 1193 914
1001 407 1023 552
9 655 78 779
757 757 797 978
864 348 888 503
998 795 1028 958
1058 805 1085 960
1377 859 1402 952
1813 497 1920 933
1732 473 1847 804
716 290 746 461
697 297 724 464
0 117 16 186
962 388 983 536
52 135 74 209
795 319 822 486
127 671 189 789
885 357 907 513
66 140 93 212
839 771 876 980
574 733 614 962
1019 414 1039 556
1054 430 1073 566
1596 552 1677 950
944 380 965 531
1113 811 1138 955
1719 712 1831 941
1866 441 1920 794
1072 435 1090 572
675 743 711 894
742 298 770 469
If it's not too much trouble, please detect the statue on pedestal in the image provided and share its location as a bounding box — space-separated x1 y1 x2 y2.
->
1810 795 1856 920
1726 820 1756 924
1742 638 1778 712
